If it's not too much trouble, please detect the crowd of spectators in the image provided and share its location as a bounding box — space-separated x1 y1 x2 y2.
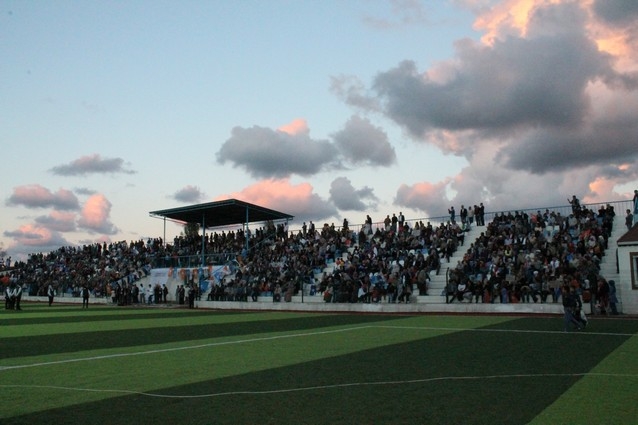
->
445 199 617 313
0 199 622 314
1 239 161 299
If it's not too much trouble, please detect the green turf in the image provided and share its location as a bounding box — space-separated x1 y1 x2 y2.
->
1 305 637 424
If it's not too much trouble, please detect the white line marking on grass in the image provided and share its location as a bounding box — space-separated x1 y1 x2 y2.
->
0 324 633 373
375 325 637 337
1 373 637 399
0 326 374 372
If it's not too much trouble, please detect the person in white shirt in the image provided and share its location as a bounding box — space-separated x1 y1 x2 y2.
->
47 283 55 306
146 284 154 304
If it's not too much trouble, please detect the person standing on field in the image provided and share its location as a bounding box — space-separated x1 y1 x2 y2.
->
81 285 90 309
47 283 55 306
14 283 22 310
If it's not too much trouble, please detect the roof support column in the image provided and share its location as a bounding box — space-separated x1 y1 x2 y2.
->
201 213 206 267
245 206 250 255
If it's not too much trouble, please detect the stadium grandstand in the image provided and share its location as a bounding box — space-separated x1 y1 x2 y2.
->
2 197 638 316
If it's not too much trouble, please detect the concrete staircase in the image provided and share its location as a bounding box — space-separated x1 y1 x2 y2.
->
292 216 627 314
598 214 625 312
417 225 485 304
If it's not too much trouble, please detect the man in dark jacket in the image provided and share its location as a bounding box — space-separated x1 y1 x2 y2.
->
562 287 582 332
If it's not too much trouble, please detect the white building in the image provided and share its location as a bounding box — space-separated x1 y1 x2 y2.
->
617 225 638 314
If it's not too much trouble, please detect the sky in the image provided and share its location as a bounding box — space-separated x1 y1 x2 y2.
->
2 0 638 261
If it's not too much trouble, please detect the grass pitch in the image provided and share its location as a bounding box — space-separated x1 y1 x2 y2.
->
1 304 637 424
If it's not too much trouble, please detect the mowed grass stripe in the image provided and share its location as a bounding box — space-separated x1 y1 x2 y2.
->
0 317 472 420
0 305 245 326
0 308 331 338
528 333 638 425
0 314 514 371
2 317 634 425
0 313 410 360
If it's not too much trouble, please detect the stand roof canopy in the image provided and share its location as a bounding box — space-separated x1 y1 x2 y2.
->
149 198 294 229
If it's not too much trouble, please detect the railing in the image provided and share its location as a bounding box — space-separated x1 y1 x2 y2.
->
149 200 633 269
288 199 633 236
151 253 238 268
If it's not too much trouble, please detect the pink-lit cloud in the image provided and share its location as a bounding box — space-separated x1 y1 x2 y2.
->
217 178 337 223
278 118 309 136
6 184 79 211
3 224 72 257
77 194 118 234
395 179 454 218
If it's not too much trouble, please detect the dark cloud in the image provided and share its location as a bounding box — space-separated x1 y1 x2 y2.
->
273 193 338 225
34 212 77 232
329 177 379 211
332 116 397 166
172 185 204 203
593 0 638 26
374 33 608 135
50 154 135 176
363 1 638 174
74 187 97 196
500 107 638 173
6 185 79 211
216 126 339 178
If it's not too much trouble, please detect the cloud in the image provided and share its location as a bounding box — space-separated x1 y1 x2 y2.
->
34 211 77 232
6 184 80 210
343 0 638 186
374 32 610 136
77 194 118 234
3 224 72 256
329 177 378 211
50 154 135 176
217 178 338 224
172 185 204 203
497 101 638 173
592 0 638 27
330 75 381 112
216 116 399 180
216 123 339 178
278 118 309 136
362 0 430 29
74 187 97 196
332 116 397 166
395 178 454 218
394 143 638 218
